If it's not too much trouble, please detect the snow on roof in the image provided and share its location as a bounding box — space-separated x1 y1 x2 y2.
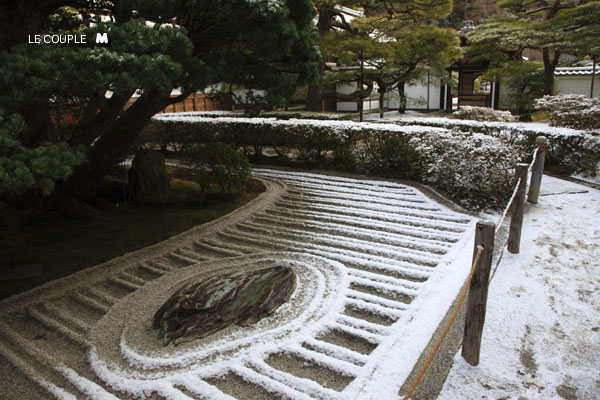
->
555 65 600 76
333 4 364 18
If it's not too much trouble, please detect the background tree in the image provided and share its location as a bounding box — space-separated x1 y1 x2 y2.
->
0 0 318 215
318 1 458 118
444 0 497 29
466 0 587 95
306 0 364 111
306 0 453 111
545 0 600 97
364 19 460 117
486 61 545 117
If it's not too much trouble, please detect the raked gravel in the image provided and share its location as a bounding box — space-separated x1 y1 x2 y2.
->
0 168 477 400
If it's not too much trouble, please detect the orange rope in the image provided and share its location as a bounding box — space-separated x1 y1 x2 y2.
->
401 246 484 400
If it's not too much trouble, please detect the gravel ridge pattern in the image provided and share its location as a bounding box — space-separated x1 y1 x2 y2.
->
0 168 475 400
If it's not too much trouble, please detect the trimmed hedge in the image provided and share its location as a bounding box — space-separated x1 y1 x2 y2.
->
535 94 600 131
148 115 529 210
181 142 250 199
412 131 525 209
453 106 514 122
162 111 352 121
151 117 361 162
391 117 600 176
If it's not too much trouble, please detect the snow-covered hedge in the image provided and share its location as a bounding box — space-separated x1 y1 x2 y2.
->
161 111 351 121
150 115 527 209
392 117 600 176
535 94 600 131
412 131 525 209
453 106 514 122
152 116 363 163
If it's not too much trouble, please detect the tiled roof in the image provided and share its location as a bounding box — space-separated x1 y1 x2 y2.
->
555 65 600 76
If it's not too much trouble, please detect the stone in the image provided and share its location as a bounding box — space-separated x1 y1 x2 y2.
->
128 150 170 205
153 266 296 345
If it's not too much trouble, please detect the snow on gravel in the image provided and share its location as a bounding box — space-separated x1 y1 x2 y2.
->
5 144 598 399
0 165 478 400
439 176 600 400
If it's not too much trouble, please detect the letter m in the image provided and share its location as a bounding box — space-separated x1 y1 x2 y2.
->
96 33 108 44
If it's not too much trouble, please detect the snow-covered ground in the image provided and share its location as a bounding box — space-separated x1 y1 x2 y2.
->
439 175 600 400
573 169 600 185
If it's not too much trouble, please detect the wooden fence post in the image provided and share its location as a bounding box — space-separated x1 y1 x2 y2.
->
527 136 548 204
462 221 495 366
507 163 529 254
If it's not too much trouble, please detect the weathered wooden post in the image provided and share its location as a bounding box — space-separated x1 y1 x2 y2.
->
462 221 495 366
527 136 548 204
508 163 529 254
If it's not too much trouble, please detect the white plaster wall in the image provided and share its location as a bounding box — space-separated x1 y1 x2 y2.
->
388 90 400 109
232 89 267 104
556 76 600 98
336 82 359 112
404 76 442 109
336 82 383 112
335 76 444 112
337 101 358 112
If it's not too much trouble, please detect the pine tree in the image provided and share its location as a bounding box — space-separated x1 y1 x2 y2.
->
465 0 597 95
305 0 454 111
364 19 460 117
546 0 600 97
317 1 458 119
0 0 318 212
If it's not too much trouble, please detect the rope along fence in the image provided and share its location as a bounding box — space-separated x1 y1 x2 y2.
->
400 136 548 399
401 246 484 400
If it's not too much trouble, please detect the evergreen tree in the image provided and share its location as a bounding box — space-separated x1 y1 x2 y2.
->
546 0 600 97
445 0 497 29
320 27 379 121
306 0 453 111
0 0 318 213
465 0 595 95
486 61 545 116
364 19 460 117
318 1 458 119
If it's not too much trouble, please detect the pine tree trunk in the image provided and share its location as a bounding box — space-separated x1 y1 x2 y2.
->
306 62 324 112
65 89 171 200
542 48 559 96
379 85 386 119
398 83 407 114
591 57 596 98
359 57 364 122
305 5 334 112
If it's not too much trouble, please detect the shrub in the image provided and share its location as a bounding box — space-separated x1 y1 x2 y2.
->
453 106 514 122
535 94 600 131
152 115 541 209
181 143 250 199
411 131 526 209
136 120 170 151
162 111 351 121
356 130 423 181
392 117 600 176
